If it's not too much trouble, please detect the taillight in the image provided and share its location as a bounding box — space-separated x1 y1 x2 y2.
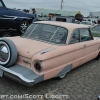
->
34 62 42 72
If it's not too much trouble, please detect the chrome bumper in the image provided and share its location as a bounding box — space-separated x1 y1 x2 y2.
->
0 64 44 87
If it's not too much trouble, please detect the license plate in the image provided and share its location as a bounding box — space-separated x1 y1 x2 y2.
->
0 70 3 77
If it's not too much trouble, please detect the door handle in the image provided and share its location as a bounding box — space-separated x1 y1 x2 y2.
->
84 44 87 47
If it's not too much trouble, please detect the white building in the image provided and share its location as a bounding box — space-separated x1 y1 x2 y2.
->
89 12 100 18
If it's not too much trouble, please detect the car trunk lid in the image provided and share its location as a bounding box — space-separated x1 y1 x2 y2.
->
9 37 52 58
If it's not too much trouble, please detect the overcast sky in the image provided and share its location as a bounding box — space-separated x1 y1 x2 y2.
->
3 0 100 16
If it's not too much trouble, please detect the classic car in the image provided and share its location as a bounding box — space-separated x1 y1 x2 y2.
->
0 0 34 36
80 21 93 27
91 24 100 37
0 21 100 86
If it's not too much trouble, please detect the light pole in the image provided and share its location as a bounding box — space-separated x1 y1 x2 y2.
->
61 0 64 10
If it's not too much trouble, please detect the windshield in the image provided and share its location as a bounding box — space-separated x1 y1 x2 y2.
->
0 1 3 7
22 23 68 44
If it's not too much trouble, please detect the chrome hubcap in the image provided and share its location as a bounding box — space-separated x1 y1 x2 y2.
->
0 42 10 65
20 21 29 34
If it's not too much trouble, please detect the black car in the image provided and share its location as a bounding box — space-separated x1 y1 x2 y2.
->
0 29 20 37
52 16 78 24
0 0 34 36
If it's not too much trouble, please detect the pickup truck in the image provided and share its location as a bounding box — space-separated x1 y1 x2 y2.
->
0 0 34 36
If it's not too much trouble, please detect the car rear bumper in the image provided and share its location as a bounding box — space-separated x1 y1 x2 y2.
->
0 64 44 87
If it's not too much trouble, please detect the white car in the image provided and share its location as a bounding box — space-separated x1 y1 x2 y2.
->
80 21 93 27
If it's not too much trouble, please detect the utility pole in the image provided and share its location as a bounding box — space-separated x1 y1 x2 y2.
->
61 0 64 10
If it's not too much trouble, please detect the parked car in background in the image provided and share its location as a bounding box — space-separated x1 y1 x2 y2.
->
52 16 77 23
0 0 34 36
37 16 49 21
75 20 80 24
0 21 100 86
91 24 100 37
52 16 80 24
80 21 93 27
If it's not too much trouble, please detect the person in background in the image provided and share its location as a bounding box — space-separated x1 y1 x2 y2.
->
32 8 38 22
94 20 96 24
48 16 51 20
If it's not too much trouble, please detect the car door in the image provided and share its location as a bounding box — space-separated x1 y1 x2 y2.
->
68 29 84 68
79 28 97 65
0 0 11 28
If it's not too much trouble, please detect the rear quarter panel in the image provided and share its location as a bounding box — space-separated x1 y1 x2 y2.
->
30 38 100 80
31 43 85 80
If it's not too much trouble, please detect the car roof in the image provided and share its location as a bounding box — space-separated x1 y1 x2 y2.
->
80 21 92 23
34 21 89 30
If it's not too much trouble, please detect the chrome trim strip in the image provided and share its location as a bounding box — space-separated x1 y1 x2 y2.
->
0 15 32 20
0 65 34 83
0 17 15 20
3 15 32 19
40 48 56 54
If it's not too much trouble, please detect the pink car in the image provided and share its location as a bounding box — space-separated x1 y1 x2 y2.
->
0 21 100 86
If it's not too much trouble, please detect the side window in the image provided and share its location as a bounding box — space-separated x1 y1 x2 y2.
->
0 1 3 7
70 29 80 44
56 18 66 22
50 27 68 44
80 28 92 42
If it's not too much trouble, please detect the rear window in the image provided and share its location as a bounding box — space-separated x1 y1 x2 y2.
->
22 23 68 44
56 18 66 22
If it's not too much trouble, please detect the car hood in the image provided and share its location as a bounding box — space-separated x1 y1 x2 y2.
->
9 37 52 58
8 8 34 18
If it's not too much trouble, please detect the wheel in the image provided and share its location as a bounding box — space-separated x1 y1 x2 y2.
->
95 52 100 60
58 73 66 79
0 32 12 37
19 20 30 34
0 38 17 67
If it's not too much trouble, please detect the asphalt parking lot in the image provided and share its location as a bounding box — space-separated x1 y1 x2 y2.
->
0 59 100 100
